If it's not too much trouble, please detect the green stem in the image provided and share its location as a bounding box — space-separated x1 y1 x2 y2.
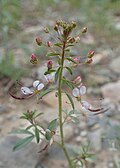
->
58 41 72 168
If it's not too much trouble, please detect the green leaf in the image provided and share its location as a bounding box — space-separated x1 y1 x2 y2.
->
33 112 43 119
44 69 56 75
65 66 73 75
66 57 78 64
46 52 60 57
26 125 34 130
71 117 79 124
65 48 70 52
20 116 28 120
48 119 57 131
62 78 74 89
65 92 75 109
13 135 34 151
10 129 34 136
55 67 61 82
54 43 62 48
35 127 40 143
39 88 54 99
45 129 52 140
66 44 74 48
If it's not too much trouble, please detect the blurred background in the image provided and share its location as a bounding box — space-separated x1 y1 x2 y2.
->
0 0 120 168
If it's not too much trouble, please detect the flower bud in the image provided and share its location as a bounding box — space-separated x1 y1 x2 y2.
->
30 53 38 64
68 37 75 43
36 37 42 46
88 50 95 58
73 76 82 85
47 60 53 70
75 36 80 43
47 41 53 47
54 24 59 31
82 27 87 33
86 58 93 64
44 27 49 33
31 53 37 60
71 21 76 28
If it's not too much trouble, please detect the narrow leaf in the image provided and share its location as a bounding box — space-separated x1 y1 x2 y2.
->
35 127 40 143
13 135 34 151
39 88 54 99
54 43 62 48
62 78 74 89
48 119 57 131
65 92 75 109
46 52 59 57
10 129 34 136
65 66 73 75
66 57 78 64
34 112 43 119
55 67 61 82
26 125 34 130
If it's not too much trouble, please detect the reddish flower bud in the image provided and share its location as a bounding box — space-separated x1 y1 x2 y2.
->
73 76 82 85
31 53 37 60
73 57 79 63
88 50 95 58
47 41 53 47
82 27 87 33
36 37 42 46
47 60 53 70
30 54 38 64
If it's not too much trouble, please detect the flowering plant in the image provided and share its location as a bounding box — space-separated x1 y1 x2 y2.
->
10 20 108 168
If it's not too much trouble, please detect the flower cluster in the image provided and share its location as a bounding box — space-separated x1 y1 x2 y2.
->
9 20 109 168
72 76 105 114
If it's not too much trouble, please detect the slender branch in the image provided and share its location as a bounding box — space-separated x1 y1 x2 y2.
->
58 40 72 168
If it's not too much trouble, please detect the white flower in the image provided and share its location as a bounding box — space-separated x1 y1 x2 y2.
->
44 73 55 83
21 80 44 95
72 85 86 98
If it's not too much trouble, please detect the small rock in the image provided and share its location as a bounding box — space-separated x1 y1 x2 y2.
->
63 124 74 141
102 98 116 117
81 33 95 45
0 105 8 114
80 130 87 137
21 77 34 87
0 136 45 168
114 22 120 30
110 57 120 74
101 80 120 102
75 136 82 143
88 126 102 152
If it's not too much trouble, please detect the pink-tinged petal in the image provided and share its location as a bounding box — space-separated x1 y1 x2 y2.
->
37 83 44 90
21 87 33 95
79 85 86 95
81 101 91 110
72 88 80 97
33 80 40 88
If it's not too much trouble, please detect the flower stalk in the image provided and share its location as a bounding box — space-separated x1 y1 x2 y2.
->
58 40 72 167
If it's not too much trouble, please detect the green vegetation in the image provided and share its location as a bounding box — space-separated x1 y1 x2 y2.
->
0 53 28 80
